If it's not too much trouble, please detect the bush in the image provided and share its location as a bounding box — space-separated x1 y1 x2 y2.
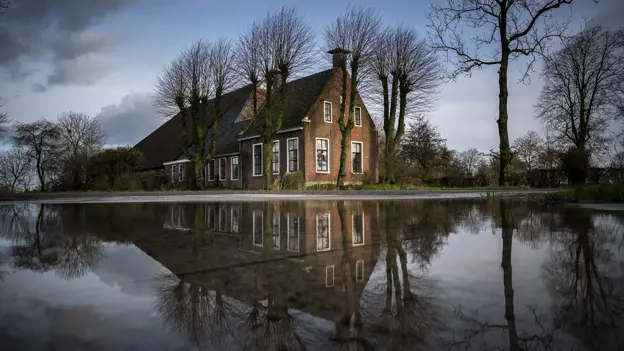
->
569 183 624 203
560 147 590 184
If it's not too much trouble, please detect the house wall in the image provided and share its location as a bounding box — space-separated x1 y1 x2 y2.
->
240 130 304 189
303 69 379 186
164 161 193 187
204 154 243 189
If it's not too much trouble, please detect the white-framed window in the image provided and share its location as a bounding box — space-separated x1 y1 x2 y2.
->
272 212 280 249
316 138 330 173
354 106 362 126
231 156 239 180
351 142 363 174
204 205 215 230
324 101 332 122
252 143 263 176
352 212 364 246
287 137 299 172
316 212 331 252
272 140 280 174
253 210 263 247
356 260 364 282
178 163 185 182
219 206 226 231
231 206 240 232
287 214 299 252
326 265 335 287
207 160 215 181
219 158 226 180
171 164 177 182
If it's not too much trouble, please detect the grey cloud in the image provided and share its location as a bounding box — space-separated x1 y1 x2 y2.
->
0 0 137 90
95 93 161 146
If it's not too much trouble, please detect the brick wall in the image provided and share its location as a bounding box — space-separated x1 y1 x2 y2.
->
303 69 379 185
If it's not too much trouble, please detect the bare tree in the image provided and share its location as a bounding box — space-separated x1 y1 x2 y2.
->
458 148 483 175
513 130 544 173
0 97 9 139
400 114 447 178
12 120 59 191
372 26 441 183
238 6 315 189
428 0 576 186
56 112 106 190
155 38 236 189
536 27 624 170
237 23 263 116
0 148 31 192
324 7 381 189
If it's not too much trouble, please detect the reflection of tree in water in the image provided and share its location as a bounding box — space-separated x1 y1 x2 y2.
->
1 204 104 280
448 200 560 351
353 201 442 350
153 272 234 349
544 208 624 351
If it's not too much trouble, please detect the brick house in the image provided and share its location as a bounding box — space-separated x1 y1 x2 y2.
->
134 50 379 188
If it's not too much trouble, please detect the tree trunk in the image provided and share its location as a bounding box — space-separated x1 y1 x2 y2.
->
336 64 350 189
501 200 520 350
497 53 511 186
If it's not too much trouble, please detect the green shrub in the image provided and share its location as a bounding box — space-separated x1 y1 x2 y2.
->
570 183 624 203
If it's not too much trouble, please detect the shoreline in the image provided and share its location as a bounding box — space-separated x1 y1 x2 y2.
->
0 189 561 204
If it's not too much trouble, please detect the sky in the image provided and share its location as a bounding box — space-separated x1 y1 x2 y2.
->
0 0 622 153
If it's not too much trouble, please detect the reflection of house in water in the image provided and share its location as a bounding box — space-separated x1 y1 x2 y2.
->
150 201 380 324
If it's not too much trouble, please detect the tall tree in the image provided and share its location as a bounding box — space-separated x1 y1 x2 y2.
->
155 38 236 189
324 7 381 189
56 111 106 190
12 120 59 191
238 6 315 189
0 148 31 192
513 130 544 173
428 0 576 186
536 26 624 179
372 26 441 183
458 148 483 175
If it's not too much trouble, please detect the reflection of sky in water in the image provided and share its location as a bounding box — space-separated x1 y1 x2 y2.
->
0 201 622 350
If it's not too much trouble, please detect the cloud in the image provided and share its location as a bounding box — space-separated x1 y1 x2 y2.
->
95 93 161 146
0 0 137 90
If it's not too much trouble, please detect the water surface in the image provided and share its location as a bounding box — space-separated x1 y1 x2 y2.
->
0 199 622 350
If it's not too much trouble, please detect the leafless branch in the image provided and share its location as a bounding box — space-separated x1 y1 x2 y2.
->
0 148 31 192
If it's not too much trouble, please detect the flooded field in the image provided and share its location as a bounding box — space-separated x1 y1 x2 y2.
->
0 199 622 350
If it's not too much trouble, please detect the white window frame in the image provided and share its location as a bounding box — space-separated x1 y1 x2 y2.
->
204 205 215 230
354 106 362 127
325 265 335 287
272 140 280 175
315 138 330 173
219 158 226 181
252 210 263 247
272 212 280 249
351 141 364 174
286 213 299 252
231 206 240 232
207 160 215 181
231 156 239 180
323 101 332 123
316 212 331 252
356 260 364 282
286 137 299 173
252 143 263 177
171 164 177 182
352 212 365 247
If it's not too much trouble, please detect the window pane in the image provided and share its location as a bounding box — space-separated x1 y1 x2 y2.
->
353 213 364 245
272 213 280 249
324 102 331 121
272 141 279 174
288 216 299 251
231 207 239 232
355 108 361 125
317 214 330 251
253 145 262 175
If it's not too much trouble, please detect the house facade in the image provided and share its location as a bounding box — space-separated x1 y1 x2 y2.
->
135 50 379 189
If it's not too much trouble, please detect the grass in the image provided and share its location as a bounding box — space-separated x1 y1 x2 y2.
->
560 183 624 203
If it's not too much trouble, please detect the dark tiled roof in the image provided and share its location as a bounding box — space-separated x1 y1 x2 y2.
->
135 69 333 169
240 69 333 138
134 84 252 169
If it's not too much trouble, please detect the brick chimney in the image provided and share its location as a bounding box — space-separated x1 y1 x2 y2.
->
327 48 351 69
